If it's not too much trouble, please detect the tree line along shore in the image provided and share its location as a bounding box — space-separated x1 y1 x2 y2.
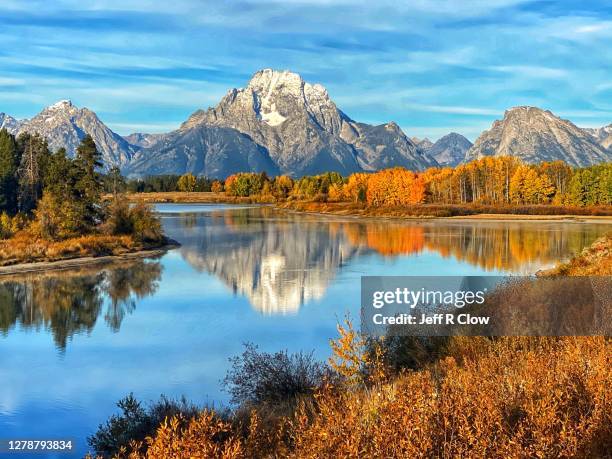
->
2 124 610 267
121 156 611 217
0 129 168 267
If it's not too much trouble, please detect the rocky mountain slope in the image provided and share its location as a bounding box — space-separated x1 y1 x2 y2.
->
412 137 434 151
4 82 610 177
584 124 612 150
425 132 473 167
138 69 436 177
0 113 22 134
127 124 279 178
464 106 611 166
16 100 135 167
123 132 164 149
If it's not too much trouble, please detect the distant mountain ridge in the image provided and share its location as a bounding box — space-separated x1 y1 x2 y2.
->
2 74 611 176
417 133 472 167
0 113 22 133
123 132 164 149
584 124 612 150
1 100 136 167
464 106 610 167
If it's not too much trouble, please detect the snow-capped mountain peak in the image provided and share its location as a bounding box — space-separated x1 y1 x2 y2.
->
131 68 437 177
17 100 135 167
48 99 73 110
0 113 23 134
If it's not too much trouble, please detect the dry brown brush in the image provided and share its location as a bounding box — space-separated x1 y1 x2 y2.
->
106 237 612 459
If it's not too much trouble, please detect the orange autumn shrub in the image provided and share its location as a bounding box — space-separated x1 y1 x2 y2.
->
290 336 610 459
123 411 243 459
119 335 610 459
112 237 612 459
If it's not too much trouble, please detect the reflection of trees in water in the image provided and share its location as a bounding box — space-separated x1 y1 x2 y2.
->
340 221 604 272
0 259 162 349
164 207 609 315
421 224 603 273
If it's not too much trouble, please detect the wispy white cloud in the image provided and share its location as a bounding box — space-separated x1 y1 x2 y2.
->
402 104 501 116
0 0 609 139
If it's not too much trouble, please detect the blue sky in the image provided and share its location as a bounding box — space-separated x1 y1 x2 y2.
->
0 0 610 141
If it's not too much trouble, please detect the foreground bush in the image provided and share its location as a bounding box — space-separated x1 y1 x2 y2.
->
110 335 610 459
224 343 330 413
88 394 201 458
101 237 612 458
104 199 164 244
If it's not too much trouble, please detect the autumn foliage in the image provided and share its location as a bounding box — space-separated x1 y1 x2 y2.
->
212 158 611 209
365 168 426 206
110 335 611 459
105 237 612 458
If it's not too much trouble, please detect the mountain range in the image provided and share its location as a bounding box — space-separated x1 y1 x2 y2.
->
1 69 610 177
414 133 473 167
464 106 610 167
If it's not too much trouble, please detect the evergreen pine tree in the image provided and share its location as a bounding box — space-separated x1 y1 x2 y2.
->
0 129 20 214
74 134 103 226
106 166 126 196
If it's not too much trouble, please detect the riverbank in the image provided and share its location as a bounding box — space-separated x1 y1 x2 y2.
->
116 191 273 204
277 200 612 219
0 233 178 272
539 233 611 276
121 192 612 220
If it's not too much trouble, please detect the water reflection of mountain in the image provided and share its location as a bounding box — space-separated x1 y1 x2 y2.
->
165 207 608 315
0 259 162 349
166 209 362 314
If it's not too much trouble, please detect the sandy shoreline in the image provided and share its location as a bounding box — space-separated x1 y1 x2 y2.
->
0 244 178 276
274 207 612 224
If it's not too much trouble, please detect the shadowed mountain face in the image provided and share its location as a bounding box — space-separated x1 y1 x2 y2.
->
126 125 280 178
465 106 611 166
127 69 437 177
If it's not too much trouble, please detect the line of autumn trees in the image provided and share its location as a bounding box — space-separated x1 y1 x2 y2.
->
130 158 611 207
216 157 611 206
0 128 161 245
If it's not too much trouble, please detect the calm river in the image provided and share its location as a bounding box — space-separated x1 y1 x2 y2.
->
0 204 609 456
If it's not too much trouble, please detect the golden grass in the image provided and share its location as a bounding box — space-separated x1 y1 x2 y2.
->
113 192 275 204
108 235 612 459
279 200 612 218
541 234 612 276
0 231 149 266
